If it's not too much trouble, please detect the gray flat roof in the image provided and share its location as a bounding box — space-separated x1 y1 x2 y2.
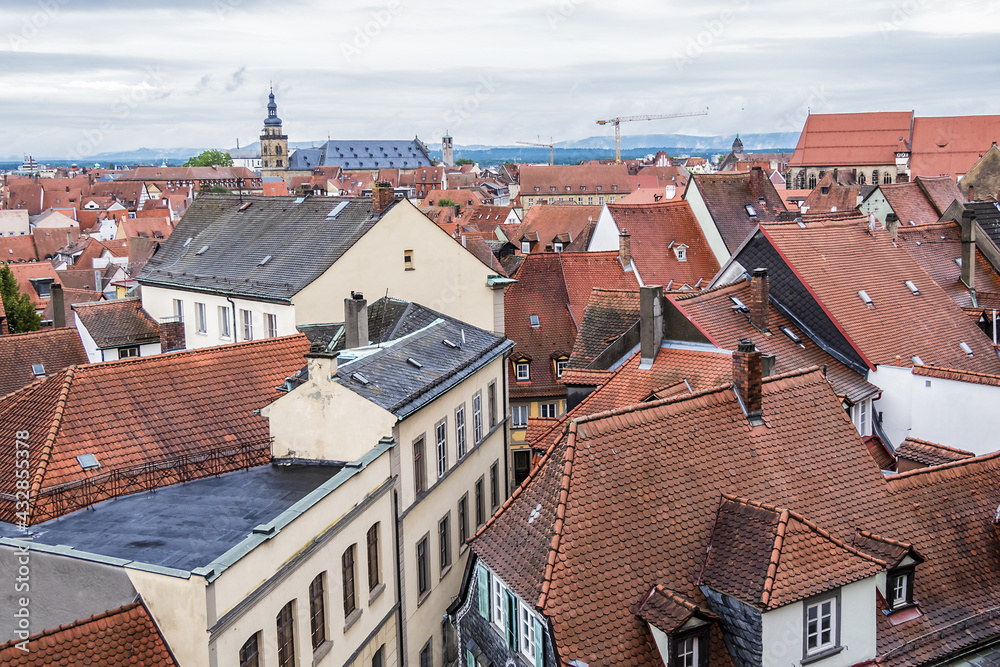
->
0 464 340 572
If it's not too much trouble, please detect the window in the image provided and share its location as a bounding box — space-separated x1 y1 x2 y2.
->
456 405 467 458
475 476 485 526
526 198 534 207
676 636 697 667
521 240 531 254
529 315 540 328
804 593 839 658
219 305 232 339
473 393 483 443
588 196 594 205
512 405 528 428
238 633 260 667
266 313 278 338
492 575 506 631
404 249 414 270
458 494 469 546
513 450 531 487
556 359 568 378
414 436 426 495
367 523 380 591
241 309 253 341
118 345 140 358
598 196 604 204
195 302 207 334
519 602 536 661
808 174 817 189
609 196 616 203
309 573 326 650
490 461 500 510
488 381 497 428
419 642 432 667
439 514 451 573
417 535 430 596
540 402 558 418
436 419 448 478
342 545 357 616
372 645 384 667
553 242 563 252
859 401 867 435
884 171 892 184
172 298 183 322
276 602 295 667
888 568 914 610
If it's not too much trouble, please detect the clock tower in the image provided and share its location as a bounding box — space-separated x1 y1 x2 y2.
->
260 88 288 179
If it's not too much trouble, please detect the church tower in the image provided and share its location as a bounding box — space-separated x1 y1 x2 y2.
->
442 132 454 167
260 88 288 179
732 133 744 156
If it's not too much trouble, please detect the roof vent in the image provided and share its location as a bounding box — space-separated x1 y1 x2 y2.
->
196 244 210 255
858 290 874 307
406 357 423 368
443 339 459 349
959 342 974 357
904 280 920 295
729 296 749 313
351 372 370 385
238 201 253 212
183 237 192 247
31 363 45 376
780 326 802 345
529 314 540 327
76 453 100 471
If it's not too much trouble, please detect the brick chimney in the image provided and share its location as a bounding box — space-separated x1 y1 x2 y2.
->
159 318 186 353
344 292 369 349
961 209 976 291
749 268 769 332
51 283 65 328
639 285 663 369
372 181 395 217
733 339 764 426
619 228 631 267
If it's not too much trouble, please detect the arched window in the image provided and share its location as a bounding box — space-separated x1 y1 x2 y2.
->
262 145 268 155
277 160 283 167
858 173 866 185
883 172 892 184
796 171 806 189
808 174 817 189
872 170 878 184
276 145 282 155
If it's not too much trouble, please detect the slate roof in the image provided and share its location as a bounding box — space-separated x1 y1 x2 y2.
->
0 328 88 397
689 170 787 253
287 139 433 170
968 200 1000 252
750 217 1000 373
0 335 310 523
567 289 641 368
699 496 885 611
138 194 376 301
894 437 976 467
607 200 720 286
72 297 160 348
673 280 881 403
789 112 914 167
332 302 512 418
0 601 178 667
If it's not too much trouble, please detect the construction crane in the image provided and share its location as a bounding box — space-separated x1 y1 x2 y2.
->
596 109 709 164
515 137 554 165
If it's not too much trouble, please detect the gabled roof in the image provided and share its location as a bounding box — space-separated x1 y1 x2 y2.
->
512 204 603 252
635 585 716 634
138 195 376 301
0 601 178 667
894 437 975 467
518 164 631 196
801 172 864 214
607 200 720 286
559 251 638 323
789 111 914 167
699 496 885 611
567 288 640 368
914 175 966 215
689 170 787 253
910 115 1000 178
72 297 160 348
958 143 1000 201
0 328 88 397
878 181 941 225
0 335 310 523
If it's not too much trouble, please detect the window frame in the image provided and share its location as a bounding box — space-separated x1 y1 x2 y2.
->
172 298 184 322
195 302 207 334
265 312 278 338
475 476 485 526
455 404 467 459
118 345 140 358
218 305 232 339
413 435 426 495
887 566 916 611
492 575 506 632
540 402 558 419
518 599 536 661
555 359 568 379
512 404 528 428
490 460 500 510
458 493 469 547
342 544 357 617
367 523 381 591
516 361 530 381
671 629 709 667
473 392 483 443
416 534 430 598
238 632 261 667
439 513 451 575
488 381 497 428
276 601 296 667
308 572 326 650
240 308 253 341
435 418 448 478
802 589 841 662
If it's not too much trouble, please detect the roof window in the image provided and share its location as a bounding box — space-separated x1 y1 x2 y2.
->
31 363 45 376
729 296 749 313
352 372 370 385
745 204 757 217
76 453 100 471
259 255 272 266
406 357 423 368
529 315 540 327
196 244 210 255
327 201 350 219
911 356 923 365
904 280 919 295
858 290 874 307
959 342 974 357
780 326 802 345
183 237 192 247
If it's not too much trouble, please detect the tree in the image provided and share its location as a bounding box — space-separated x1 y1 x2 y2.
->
437 198 457 208
455 158 474 166
0 263 41 333
184 149 233 167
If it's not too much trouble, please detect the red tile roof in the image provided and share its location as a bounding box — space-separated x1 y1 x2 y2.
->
789 112 914 167
421 188 486 208
878 181 941 225
801 172 863 214
33 226 80 260
567 288 640 368
0 328 88 397
518 164 631 202
607 200 720 287
895 437 975 467
912 363 1000 388
0 334 310 523
689 170 787 253
0 601 178 666
72 297 160 348
761 218 1000 373
512 204 603 253
6 261 59 309
559 251 638 323
0 236 38 262
910 115 1000 179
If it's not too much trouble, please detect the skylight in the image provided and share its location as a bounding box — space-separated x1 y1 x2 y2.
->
196 244 210 255
858 290 874 307
911 356 924 365
327 201 350 219
780 326 802 345
904 280 920 295
31 363 45 375
745 204 757 217
259 255 272 266
406 357 423 368
529 315 540 327
76 453 100 471
959 342 974 357
183 237 192 247
352 372 370 385
730 296 749 313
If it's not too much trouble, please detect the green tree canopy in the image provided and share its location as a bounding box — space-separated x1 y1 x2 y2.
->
0 263 41 333
437 198 457 208
455 158 474 166
184 149 233 167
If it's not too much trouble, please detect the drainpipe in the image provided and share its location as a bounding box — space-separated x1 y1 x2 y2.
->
225 295 238 341
994 309 997 345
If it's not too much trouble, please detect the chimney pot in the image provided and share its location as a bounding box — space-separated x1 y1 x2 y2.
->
639 285 664 368
749 268 769 332
734 339 764 425
344 294 369 349
961 209 976 291
619 229 632 267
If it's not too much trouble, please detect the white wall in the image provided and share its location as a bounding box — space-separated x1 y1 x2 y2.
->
0 210 30 236
141 285 298 350
683 178 732 266
587 205 620 251
760 578 877 667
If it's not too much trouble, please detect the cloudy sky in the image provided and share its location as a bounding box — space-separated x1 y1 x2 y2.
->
2 0 998 158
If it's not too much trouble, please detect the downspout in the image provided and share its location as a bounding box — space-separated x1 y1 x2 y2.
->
225 295 238 341
393 488 405 666
994 309 997 345
502 347 511 499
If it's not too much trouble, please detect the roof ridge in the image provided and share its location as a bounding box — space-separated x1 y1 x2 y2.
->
672 278 747 301
760 508 790 608
571 380 735 428
853 528 914 551
0 327 80 340
914 364 1000 382
80 333 306 371
29 366 76 513
887 447 1000 482
0 600 142 651
899 437 975 456
537 420 578 611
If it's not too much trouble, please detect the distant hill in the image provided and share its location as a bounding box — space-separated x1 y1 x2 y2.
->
554 132 800 151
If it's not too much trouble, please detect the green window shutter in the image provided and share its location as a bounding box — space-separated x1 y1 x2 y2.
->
477 565 489 619
466 649 475 667
534 617 544 667
505 591 517 651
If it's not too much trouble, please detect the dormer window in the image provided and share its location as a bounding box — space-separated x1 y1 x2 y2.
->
888 568 914 610
515 361 530 381
673 244 688 261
